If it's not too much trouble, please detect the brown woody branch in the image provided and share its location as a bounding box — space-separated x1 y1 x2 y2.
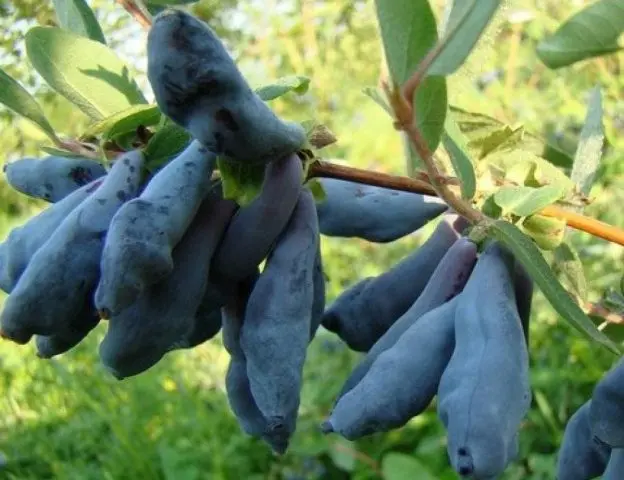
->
308 161 624 247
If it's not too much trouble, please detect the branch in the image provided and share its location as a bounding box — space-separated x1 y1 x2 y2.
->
117 0 152 30
308 161 624 247
541 205 624 246
588 302 624 325
308 161 436 196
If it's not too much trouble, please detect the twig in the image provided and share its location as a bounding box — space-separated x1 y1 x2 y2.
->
541 205 624 247
308 161 436 196
117 0 152 30
588 302 624 325
308 161 624 247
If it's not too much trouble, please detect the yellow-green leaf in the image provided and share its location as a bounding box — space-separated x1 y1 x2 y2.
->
0 67 58 143
26 27 147 120
489 220 620 354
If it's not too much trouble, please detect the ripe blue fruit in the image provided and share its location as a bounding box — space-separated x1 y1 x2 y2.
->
4 156 106 202
0 151 144 344
147 10 305 164
315 178 447 242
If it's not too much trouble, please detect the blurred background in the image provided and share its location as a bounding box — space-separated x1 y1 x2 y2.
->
0 0 623 478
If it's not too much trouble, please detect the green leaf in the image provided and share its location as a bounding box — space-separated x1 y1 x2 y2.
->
40 146 96 159
494 184 566 217
470 124 523 159
82 105 161 139
553 242 588 302
374 0 438 84
255 75 310 101
529 155 576 191
489 220 620 354
382 453 436 480
442 113 476 199
481 193 502 219
429 0 502 76
450 105 574 167
406 75 447 172
520 214 566 251
537 0 624 69
590 317 624 345
328 438 356 472
306 178 327 202
604 290 624 313
485 150 576 193
362 86 393 116
217 159 266 206
52 0 106 44
143 122 191 172
0 67 59 143
570 86 604 197
147 0 198 5
25 27 147 120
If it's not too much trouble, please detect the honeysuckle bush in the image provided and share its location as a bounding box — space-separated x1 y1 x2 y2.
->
0 0 622 478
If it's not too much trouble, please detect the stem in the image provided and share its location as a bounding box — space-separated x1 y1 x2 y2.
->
308 161 436 195
117 0 152 29
308 161 624 247
403 123 485 224
541 205 624 246
590 302 624 325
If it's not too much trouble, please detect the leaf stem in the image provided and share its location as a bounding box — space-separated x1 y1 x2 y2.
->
117 0 152 30
589 301 624 325
308 161 624 247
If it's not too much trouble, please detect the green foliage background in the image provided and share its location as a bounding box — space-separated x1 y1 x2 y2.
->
0 0 622 478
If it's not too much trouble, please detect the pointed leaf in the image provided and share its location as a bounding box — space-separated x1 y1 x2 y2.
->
429 0 502 76
537 0 624 69
486 150 576 193
521 214 566 250
0 68 59 143
328 438 356 472
25 27 147 120
362 86 393 115
82 105 161 139
553 242 588 302
604 290 624 313
450 105 574 167
306 178 327 202
374 0 438 84
255 75 310 101
382 453 436 480
147 0 198 5
406 75 447 172
494 184 566 217
470 124 523 159
143 122 191 172
571 86 604 197
41 146 96 158
443 113 476 199
217 159 266 206
489 220 620 354
52 0 106 44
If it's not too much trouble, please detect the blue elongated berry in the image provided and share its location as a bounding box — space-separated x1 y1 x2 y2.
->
315 178 447 242
4 156 106 202
321 214 467 352
147 9 305 164
0 151 144 344
437 242 531 479
95 140 219 317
